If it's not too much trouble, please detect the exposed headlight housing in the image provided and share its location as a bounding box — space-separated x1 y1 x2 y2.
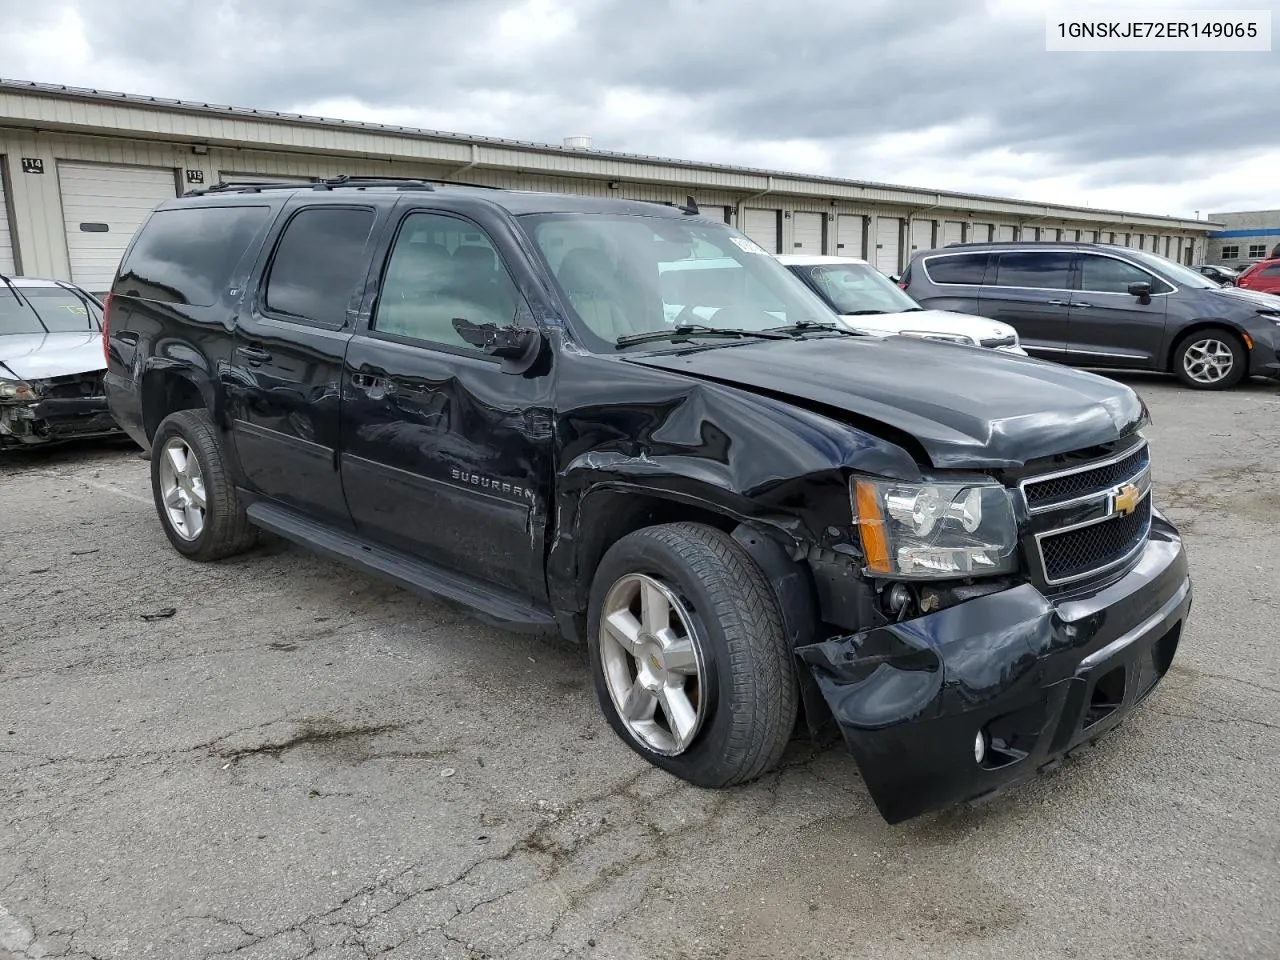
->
897 330 977 346
0 379 38 402
852 478 1019 579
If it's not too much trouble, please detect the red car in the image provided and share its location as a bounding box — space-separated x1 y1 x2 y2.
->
1237 258 1280 295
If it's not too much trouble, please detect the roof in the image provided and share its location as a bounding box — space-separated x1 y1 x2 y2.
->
169 177 710 218
0 78 1218 232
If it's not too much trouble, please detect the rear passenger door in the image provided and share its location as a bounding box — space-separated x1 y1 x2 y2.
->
1067 253 1169 369
339 205 554 601
978 251 1076 357
230 200 383 526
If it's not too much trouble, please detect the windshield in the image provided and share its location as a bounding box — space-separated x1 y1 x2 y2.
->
521 213 838 349
0 286 102 335
1125 250 1217 289
793 262 920 314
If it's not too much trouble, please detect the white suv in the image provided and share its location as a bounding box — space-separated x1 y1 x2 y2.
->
777 255 1026 354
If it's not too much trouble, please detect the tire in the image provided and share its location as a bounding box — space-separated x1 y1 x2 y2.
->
150 409 258 561
1172 327 1247 390
587 522 798 787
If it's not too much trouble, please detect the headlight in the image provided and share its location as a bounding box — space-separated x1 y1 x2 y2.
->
852 478 1019 578
0 379 38 401
897 331 976 345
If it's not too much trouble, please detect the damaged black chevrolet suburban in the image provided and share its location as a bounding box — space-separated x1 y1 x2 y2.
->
104 178 1192 823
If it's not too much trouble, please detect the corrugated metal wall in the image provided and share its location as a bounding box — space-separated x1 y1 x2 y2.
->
0 126 1211 282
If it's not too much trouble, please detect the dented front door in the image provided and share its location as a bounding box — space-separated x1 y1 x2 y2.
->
338 207 554 602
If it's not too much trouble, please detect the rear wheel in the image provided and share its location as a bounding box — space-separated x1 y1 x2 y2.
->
1173 328 1247 389
151 409 258 561
587 522 797 787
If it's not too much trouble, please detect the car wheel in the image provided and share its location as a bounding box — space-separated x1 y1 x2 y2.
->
151 409 258 561
1173 328 1247 389
587 522 798 787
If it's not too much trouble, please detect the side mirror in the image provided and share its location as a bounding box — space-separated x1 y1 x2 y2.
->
452 318 543 373
1127 281 1153 303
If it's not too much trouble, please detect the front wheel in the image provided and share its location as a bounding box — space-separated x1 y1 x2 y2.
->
1173 328 1247 389
587 522 798 787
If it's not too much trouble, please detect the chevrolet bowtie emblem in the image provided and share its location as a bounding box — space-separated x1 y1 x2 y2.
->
1113 482 1141 516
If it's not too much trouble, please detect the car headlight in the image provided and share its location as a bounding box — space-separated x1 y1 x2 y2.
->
852 478 1019 578
897 330 976 345
0 379 38 401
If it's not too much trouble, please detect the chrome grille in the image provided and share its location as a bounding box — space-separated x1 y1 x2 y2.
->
1040 498 1152 583
1020 440 1152 587
1023 442 1149 509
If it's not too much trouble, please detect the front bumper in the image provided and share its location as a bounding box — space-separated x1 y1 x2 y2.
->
0 395 120 446
796 510 1190 823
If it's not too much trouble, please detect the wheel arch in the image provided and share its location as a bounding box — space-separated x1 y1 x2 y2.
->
140 362 218 442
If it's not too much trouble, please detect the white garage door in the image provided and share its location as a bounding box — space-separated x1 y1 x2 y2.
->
835 215 865 258
699 204 726 224
942 221 964 247
59 162 177 292
909 219 934 256
791 212 824 254
970 223 992 243
874 217 901 273
1021 226 1038 242
743 208 780 253
0 164 15 273
997 225 1015 242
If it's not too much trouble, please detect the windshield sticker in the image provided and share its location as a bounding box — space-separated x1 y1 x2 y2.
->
729 236 770 256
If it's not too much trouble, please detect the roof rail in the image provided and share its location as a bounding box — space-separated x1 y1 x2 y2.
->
183 173 511 198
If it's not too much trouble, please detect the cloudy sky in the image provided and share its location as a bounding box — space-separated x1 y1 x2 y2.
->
2 0 1277 218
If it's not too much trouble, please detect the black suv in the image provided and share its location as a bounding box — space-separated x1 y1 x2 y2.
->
902 241 1280 389
104 178 1192 823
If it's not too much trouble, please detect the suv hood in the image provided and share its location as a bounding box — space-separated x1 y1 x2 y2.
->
0 332 105 381
625 336 1145 469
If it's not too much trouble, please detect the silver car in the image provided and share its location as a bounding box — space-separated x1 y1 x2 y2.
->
0 276 120 448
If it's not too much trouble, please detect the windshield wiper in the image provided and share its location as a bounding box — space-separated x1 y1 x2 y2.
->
615 324 792 348
766 320 863 336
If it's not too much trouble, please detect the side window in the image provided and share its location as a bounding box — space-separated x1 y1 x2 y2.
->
264 207 377 327
1261 264 1280 277
373 212 521 349
117 205 271 306
1079 255 1166 294
924 253 988 285
992 252 1072 289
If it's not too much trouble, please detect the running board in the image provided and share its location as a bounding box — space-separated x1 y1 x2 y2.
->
245 502 556 634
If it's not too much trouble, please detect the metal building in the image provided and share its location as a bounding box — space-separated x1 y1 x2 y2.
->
1205 209 1280 272
0 79 1217 294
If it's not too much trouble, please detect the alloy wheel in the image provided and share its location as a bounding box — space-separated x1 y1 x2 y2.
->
158 437 207 541
598 573 708 756
1182 338 1235 385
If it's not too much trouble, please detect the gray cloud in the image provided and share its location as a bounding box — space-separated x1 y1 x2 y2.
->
4 0 1279 213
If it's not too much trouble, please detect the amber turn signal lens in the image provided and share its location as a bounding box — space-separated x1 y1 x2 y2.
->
854 480 891 575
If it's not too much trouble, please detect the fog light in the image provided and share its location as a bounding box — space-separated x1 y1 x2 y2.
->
974 731 987 764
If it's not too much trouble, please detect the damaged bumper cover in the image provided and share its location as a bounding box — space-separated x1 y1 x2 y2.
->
796 510 1191 824
0 394 118 446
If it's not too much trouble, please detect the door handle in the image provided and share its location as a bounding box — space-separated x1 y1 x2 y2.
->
1069 301 1093 308
236 345 273 364
351 373 395 394
1046 299 1071 307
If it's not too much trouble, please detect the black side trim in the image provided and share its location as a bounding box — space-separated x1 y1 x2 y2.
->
233 419 332 459
245 501 556 633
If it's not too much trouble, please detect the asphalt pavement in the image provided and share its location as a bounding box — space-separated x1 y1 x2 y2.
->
2 374 1278 960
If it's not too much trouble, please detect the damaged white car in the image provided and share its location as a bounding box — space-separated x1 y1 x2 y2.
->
0 276 120 449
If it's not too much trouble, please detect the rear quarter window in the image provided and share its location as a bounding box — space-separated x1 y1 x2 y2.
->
116 205 272 307
923 253 989 285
